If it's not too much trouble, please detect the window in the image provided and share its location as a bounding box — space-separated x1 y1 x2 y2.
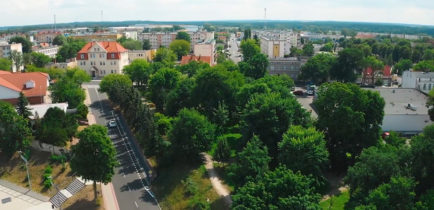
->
111 53 115 58
80 54 84 59
100 62 103 65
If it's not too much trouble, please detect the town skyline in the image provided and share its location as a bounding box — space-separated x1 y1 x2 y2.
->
1 0 433 27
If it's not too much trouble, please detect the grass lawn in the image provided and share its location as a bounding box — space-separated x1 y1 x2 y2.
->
320 190 350 210
152 161 228 210
63 185 104 210
0 149 104 210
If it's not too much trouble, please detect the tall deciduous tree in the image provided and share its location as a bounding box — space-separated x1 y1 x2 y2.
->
302 42 314 56
50 78 85 108
142 39 151 50
300 53 337 84
9 50 23 72
331 48 364 82
278 126 329 191
99 74 133 94
168 108 215 160
9 36 32 53
411 125 434 194
30 52 51 68
242 93 310 161
166 78 195 116
314 82 385 171
149 68 180 112
153 48 176 67
0 58 12 71
240 39 260 62
0 101 31 158
169 39 191 60
52 35 67 46
227 136 271 186
123 59 152 87
239 53 269 79
232 165 321 210
394 59 413 75
70 125 117 199
175 31 191 42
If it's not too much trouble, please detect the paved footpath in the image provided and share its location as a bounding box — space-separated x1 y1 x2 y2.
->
0 180 51 210
84 87 120 210
202 153 232 207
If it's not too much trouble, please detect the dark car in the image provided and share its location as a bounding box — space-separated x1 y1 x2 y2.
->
293 90 304 96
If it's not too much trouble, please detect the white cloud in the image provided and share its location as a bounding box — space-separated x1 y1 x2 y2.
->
0 0 432 26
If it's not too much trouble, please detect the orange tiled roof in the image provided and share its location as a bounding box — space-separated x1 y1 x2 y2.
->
0 70 49 97
78 41 127 54
181 55 211 65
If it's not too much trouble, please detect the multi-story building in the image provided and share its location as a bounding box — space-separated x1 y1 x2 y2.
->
402 70 434 94
0 41 23 72
33 45 59 58
128 49 156 63
138 31 214 49
34 31 62 43
267 57 306 81
0 32 27 42
193 40 215 65
123 31 138 40
254 30 299 58
76 41 129 78
70 33 122 42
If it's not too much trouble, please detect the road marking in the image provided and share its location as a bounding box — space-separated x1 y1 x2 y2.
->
134 201 138 208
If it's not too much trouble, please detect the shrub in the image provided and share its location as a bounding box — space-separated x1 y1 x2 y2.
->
76 103 89 119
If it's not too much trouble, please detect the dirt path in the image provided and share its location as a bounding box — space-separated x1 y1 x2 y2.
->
202 153 232 207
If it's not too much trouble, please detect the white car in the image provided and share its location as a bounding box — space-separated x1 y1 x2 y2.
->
108 120 117 128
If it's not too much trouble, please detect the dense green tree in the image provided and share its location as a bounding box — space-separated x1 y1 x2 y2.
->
214 136 231 161
16 92 32 120
50 78 85 108
341 28 357 38
411 125 434 194
154 112 173 136
30 52 51 68
120 39 142 50
320 42 334 52
232 165 321 210
175 31 191 42
330 48 364 82
165 78 195 116
423 49 434 61
303 42 314 56
243 28 251 40
242 93 310 161
314 82 385 170
413 60 434 72
76 103 88 119
142 39 151 50
0 101 31 158
278 126 329 191
36 107 77 146
56 39 86 62
168 108 215 160
178 60 210 77
228 136 271 186
290 46 303 57
240 39 261 62
394 59 413 75
299 53 337 84
123 59 152 87
345 145 403 207
9 36 32 53
70 125 117 199
428 89 434 121
239 53 269 79
99 74 133 94
364 176 416 210
0 58 12 71
52 35 67 46
67 67 91 86
363 55 384 71
9 50 23 72
415 190 434 210
26 65 66 79
192 67 245 120
149 68 180 112
153 48 176 67
169 39 191 60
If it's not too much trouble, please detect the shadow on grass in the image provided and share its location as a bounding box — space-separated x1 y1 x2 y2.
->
64 198 100 210
151 160 201 203
210 196 231 210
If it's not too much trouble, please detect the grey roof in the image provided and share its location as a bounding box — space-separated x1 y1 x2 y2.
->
382 115 432 133
367 88 429 115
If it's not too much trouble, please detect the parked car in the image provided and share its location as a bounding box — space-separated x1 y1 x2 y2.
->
293 90 304 96
108 120 117 128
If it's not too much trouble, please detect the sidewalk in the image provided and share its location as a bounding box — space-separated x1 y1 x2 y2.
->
0 179 51 210
202 153 232 207
84 87 119 210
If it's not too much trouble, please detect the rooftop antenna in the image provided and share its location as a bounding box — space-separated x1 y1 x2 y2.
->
54 14 56 31
264 8 267 30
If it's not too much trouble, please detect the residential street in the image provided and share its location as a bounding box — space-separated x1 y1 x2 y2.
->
84 81 160 210
228 34 242 63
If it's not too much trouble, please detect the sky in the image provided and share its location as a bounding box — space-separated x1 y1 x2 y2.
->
1 0 433 27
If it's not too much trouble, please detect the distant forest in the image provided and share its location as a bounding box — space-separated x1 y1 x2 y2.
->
1 20 433 36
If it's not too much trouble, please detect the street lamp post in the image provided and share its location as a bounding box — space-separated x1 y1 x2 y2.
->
18 151 31 191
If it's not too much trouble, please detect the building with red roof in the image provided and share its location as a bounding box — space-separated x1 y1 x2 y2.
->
0 70 50 105
362 65 392 86
181 55 212 66
76 41 129 78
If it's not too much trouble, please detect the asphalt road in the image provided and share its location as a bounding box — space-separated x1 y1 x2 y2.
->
84 81 160 210
228 34 242 63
